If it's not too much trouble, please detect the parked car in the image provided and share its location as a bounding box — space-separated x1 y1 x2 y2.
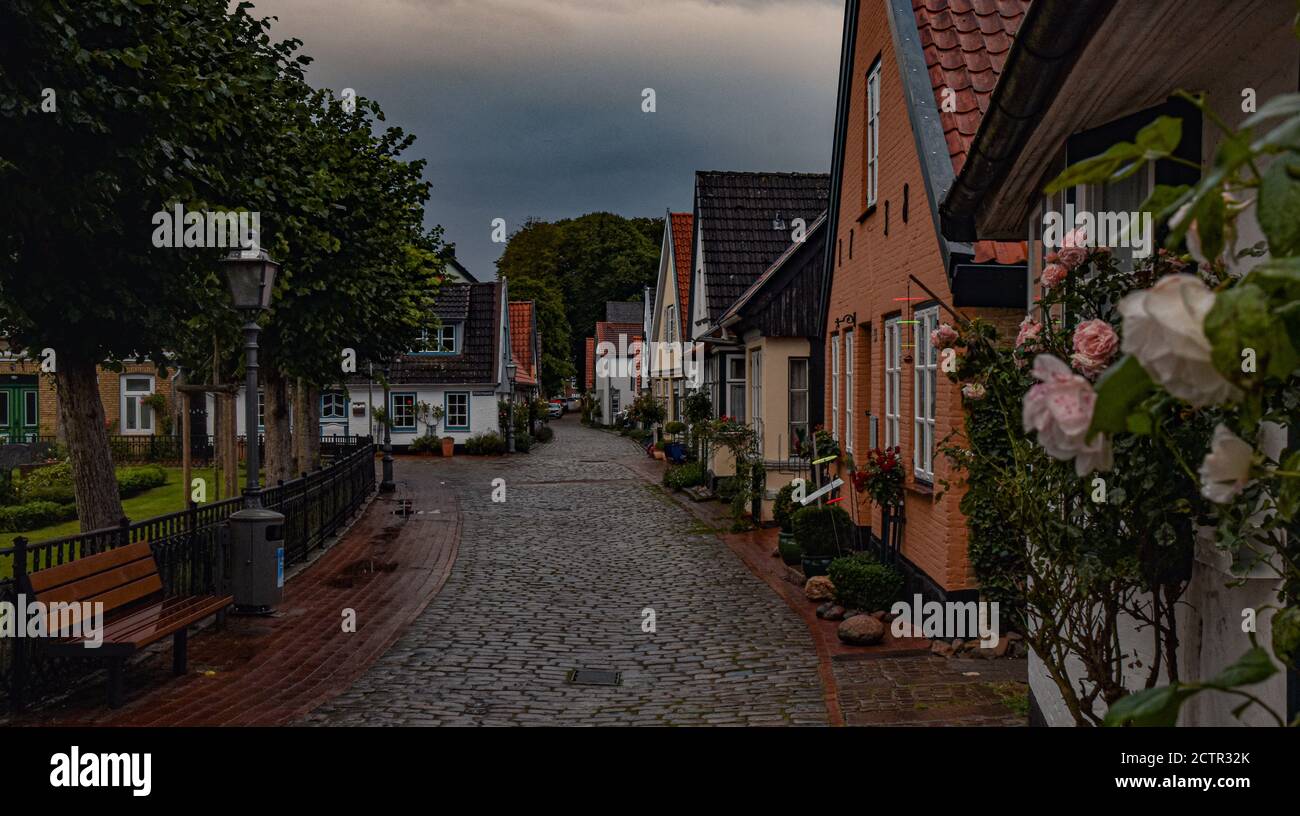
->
565 396 579 411
547 399 564 418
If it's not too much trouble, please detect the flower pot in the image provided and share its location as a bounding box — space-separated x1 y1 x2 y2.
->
777 532 802 566
653 449 666 460
801 554 834 577
440 437 455 457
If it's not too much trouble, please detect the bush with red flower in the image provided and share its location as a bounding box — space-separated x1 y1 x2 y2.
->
852 446 904 511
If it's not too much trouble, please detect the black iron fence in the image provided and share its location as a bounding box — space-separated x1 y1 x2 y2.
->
21 433 367 466
0 439 376 710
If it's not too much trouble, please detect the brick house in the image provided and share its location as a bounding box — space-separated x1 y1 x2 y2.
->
0 344 177 442
648 212 695 423
508 300 541 399
818 0 1029 603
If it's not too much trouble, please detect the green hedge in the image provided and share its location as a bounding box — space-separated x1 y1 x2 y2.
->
409 434 441 453
464 432 507 455
828 554 903 612
662 462 705 490
0 500 77 532
116 465 168 498
791 504 853 557
10 463 167 505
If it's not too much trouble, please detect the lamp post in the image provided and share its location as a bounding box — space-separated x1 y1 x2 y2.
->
506 360 517 454
379 364 395 493
221 246 285 615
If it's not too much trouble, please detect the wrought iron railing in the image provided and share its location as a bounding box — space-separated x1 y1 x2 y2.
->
0 439 376 710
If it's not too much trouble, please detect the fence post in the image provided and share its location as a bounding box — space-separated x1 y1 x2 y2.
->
11 536 28 712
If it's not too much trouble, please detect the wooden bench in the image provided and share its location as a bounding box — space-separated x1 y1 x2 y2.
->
23 541 232 708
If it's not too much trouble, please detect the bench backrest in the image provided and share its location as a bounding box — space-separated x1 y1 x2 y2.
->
23 541 161 631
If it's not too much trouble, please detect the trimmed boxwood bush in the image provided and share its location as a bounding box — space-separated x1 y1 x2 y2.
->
773 482 799 534
791 504 853 558
464 432 507 455
0 500 77 532
514 432 533 453
662 462 705 490
828 554 903 612
715 476 740 503
777 536 803 565
116 465 168 497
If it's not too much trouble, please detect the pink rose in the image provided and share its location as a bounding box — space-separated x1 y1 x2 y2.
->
1042 262 1068 289
1070 319 1118 379
1021 355 1112 476
961 382 986 401
1057 247 1088 270
1015 316 1042 349
931 322 958 350
1062 225 1089 249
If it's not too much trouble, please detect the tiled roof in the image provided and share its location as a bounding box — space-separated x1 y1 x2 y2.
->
595 321 644 348
605 302 643 324
508 301 537 384
695 171 830 323
913 0 1030 264
363 282 500 384
669 212 693 339
584 337 595 390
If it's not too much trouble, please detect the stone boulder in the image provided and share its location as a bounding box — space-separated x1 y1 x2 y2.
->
804 575 835 601
837 614 885 646
816 604 845 621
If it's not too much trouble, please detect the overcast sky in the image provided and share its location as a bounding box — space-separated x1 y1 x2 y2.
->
248 0 843 278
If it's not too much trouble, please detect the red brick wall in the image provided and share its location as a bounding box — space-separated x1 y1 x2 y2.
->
824 4 1025 593
1 359 175 437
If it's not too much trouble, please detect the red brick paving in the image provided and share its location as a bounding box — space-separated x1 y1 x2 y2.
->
13 467 459 727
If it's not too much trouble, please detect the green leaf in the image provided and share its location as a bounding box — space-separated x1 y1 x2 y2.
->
1139 184 1191 225
1103 684 1196 727
1134 116 1182 160
1044 141 1142 195
1257 152 1300 256
1193 184 1227 263
1125 411 1153 436
1204 647 1279 689
1088 355 1154 439
1205 283 1300 383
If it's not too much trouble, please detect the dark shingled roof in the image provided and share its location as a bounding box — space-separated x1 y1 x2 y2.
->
354 282 500 385
694 171 830 324
604 301 643 324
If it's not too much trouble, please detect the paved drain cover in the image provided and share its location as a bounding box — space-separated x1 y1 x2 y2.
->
567 669 621 686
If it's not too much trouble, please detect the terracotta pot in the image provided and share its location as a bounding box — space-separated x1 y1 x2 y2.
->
653 449 666 460
441 437 455 457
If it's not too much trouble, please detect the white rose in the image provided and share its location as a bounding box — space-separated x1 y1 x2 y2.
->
1198 424 1253 504
1117 274 1240 407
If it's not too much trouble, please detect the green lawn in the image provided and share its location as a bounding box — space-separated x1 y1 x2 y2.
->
1 465 253 550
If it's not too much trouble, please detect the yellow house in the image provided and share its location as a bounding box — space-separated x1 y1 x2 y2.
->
704 212 828 518
648 211 695 422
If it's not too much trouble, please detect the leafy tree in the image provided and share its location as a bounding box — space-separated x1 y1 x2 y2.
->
0 0 306 528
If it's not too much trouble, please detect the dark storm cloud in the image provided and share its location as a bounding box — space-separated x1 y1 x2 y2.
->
246 0 842 277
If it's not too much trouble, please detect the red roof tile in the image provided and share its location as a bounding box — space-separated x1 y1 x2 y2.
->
584 337 595 390
508 301 537 384
914 0 1030 265
595 321 644 348
669 212 693 340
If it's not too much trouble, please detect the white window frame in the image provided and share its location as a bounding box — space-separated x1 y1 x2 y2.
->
913 306 939 482
884 317 901 448
417 323 457 353
750 348 763 442
831 335 841 441
788 357 810 455
844 330 854 453
120 375 155 435
445 392 469 431
866 62 881 208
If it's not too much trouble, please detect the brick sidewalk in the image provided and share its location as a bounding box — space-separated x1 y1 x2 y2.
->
12 463 458 726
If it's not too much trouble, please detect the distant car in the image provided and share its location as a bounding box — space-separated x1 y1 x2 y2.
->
566 396 580 411
547 400 563 418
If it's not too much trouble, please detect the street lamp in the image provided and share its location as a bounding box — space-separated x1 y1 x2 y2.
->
221 246 285 615
506 359 517 454
379 363 395 493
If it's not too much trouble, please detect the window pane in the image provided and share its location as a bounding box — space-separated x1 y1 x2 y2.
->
125 398 137 430
125 377 151 392
25 391 37 425
0 394 8 425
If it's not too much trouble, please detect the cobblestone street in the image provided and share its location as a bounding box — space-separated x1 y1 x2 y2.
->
302 418 831 726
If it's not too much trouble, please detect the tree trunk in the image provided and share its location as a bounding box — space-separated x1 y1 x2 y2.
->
263 364 294 485
293 378 321 472
54 357 125 531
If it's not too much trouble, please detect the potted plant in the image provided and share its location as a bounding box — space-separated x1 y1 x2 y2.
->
773 482 801 565
792 503 852 577
424 403 453 457
652 439 667 460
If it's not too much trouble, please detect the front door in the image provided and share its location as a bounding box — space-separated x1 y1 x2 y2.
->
0 378 39 443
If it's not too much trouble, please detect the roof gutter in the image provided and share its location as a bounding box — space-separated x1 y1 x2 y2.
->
938 0 1117 242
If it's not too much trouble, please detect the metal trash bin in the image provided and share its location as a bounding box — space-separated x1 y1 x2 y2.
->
228 506 286 614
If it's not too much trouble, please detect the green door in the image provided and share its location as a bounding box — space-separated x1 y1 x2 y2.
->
0 378 39 443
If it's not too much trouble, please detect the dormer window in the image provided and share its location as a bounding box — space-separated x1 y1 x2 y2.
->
416 323 458 354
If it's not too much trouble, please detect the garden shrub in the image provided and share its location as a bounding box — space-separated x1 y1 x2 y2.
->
662 462 705 490
534 425 554 443
715 476 739 503
21 485 75 505
773 482 798 534
514 432 533 453
116 465 167 498
464 432 507 455
664 420 686 436
0 500 77 532
408 434 441 454
791 504 853 558
828 555 903 612
16 461 73 500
